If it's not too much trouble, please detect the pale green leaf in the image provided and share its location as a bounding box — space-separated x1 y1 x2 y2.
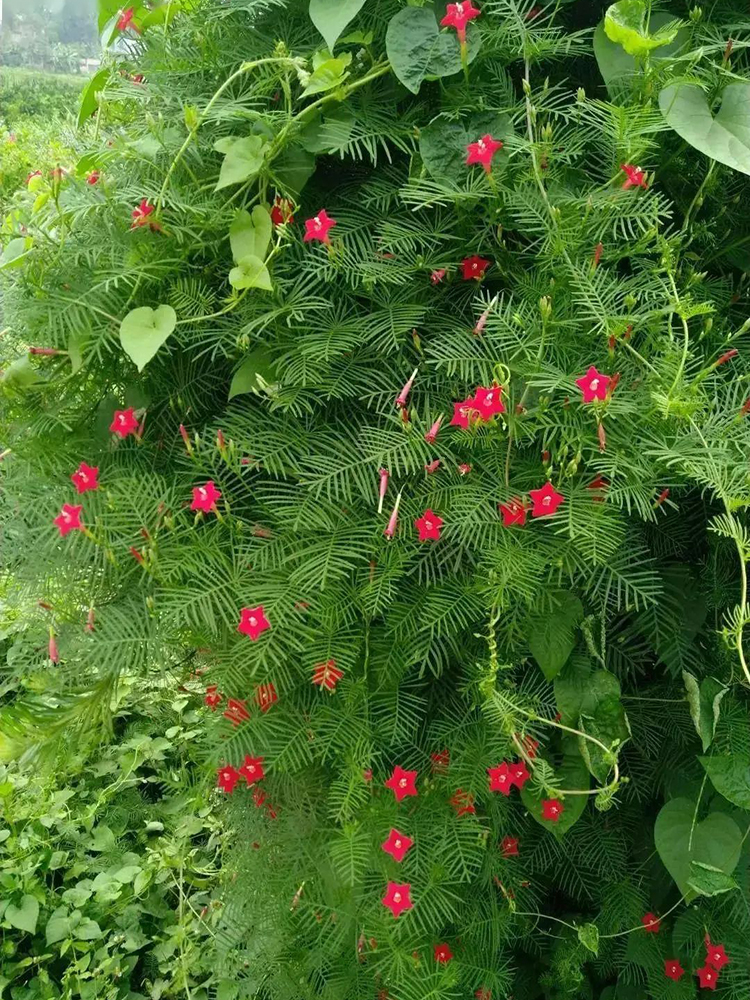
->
119 305 177 373
214 136 266 190
301 54 351 97
0 238 31 271
6 894 39 935
654 797 742 900
659 82 750 176
604 1 679 57
309 0 366 52
228 255 273 291
683 672 727 751
230 206 272 264
578 922 600 955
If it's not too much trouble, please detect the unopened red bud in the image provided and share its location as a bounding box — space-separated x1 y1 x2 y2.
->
741 398 750 416
592 242 603 269
130 546 145 564
655 488 670 508
716 348 738 366
29 347 63 356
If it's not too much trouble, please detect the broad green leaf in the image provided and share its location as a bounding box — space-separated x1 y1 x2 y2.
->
528 592 584 680
75 918 102 940
687 861 738 897
0 238 31 271
229 349 277 400
214 136 266 191
520 740 590 838
89 825 116 851
229 255 273 292
556 665 630 782
604 1 679 57
120 305 177 373
301 54 352 97
699 755 750 810
683 672 727 751
420 113 512 182
113 865 142 883
659 82 750 177
309 0 366 52
6 894 39 935
593 14 688 93
46 908 75 945
217 983 239 1000
230 207 272 264
385 7 480 95
654 797 742 899
578 923 599 955
78 69 109 127
273 146 317 198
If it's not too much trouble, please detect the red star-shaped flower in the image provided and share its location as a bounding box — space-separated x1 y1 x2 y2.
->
381 828 414 863
529 482 564 518
466 134 503 173
303 209 337 244
415 509 443 542
204 685 223 710
642 912 660 933
431 749 450 773
696 964 719 990
664 960 685 982
473 385 506 419
271 195 294 226
509 760 531 790
705 943 729 971
450 396 478 429
254 683 278 713
434 943 453 964
131 199 156 229
541 798 564 822
499 498 528 527
191 480 222 512
238 606 271 641
501 836 519 857
117 7 138 31
382 881 413 918
575 366 612 403
450 788 476 816
217 765 240 793
312 659 344 691
431 268 446 284
440 1 481 43
476 990 492 1000
462 255 490 280
385 765 418 802
622 164 648 190
54 503 83 537
71 462 99 494
110 407 140 438
587 474 609 493
488 762 513 795
238 755 265 785
86 170 100 185
517 734 540 759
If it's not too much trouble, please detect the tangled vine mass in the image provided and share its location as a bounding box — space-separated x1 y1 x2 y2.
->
2 1 750 999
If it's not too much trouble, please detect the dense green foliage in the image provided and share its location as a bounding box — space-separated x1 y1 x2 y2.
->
2 2 750 999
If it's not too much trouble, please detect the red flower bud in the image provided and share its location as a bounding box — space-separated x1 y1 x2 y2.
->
716 348 738 366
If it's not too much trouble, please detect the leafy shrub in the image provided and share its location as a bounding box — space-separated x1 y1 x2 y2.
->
1 2 750 1000
0 672 223 1000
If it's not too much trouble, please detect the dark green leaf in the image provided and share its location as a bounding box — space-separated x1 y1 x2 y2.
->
654 797 742 899
528 592 584 680
385 7 480 95
520 740 590 838
699 755 750 810
229 349 277 400
78 69 110 128
683 672 727 751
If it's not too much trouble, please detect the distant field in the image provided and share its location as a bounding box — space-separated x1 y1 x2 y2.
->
0 67 83 124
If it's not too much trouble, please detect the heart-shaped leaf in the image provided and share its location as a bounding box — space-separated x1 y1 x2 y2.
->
230 207 272 264
699 754 750 810
6 894 39 935
688 861 738 897
659 82 750 176
309 0 366 52
578 923 599 955
229 255 273 292
214 136 266 190
520 740 590 838
604 1 679 57
654 797 743 899
556 664 630 782
385 7 480 95
78 68 110 127
119 305 177 372
229 349 277 400
273 146 317 198
527 591 584 680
